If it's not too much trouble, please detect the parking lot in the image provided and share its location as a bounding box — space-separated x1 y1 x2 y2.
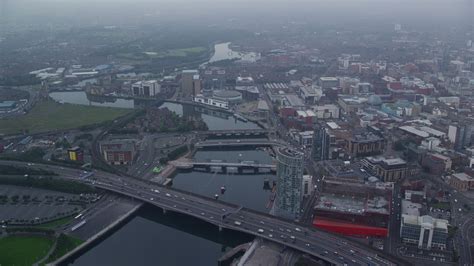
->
0 185 89 224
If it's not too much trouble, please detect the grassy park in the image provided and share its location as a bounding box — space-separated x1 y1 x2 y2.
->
0 101 131 135
0 236 54 265
43 234 84 264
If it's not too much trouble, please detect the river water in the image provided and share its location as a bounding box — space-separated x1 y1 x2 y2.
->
159 102 260 131
208 42 260 63
68 148 275 266
47 94 260 130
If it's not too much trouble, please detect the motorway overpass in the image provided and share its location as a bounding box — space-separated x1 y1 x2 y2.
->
1 161 407 266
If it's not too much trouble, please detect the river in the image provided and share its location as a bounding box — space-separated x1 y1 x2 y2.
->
208 42 260 63
67 149 275 266
47 93 260 130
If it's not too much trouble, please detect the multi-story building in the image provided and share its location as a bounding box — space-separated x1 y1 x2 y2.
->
448 122 473 150
289 130 313 147
448 172 474 191
298 86 321 104
400 215 448 250
312 123 330 161
131 80 160 97
181 70 199 98
302 175 313 197
311 104 340 119
193 75 202 96
421 153 452 174
337 95 368 114
361 156 407 182
319 77 339 90
99 140 136 165
275 148 304 220
345 130 386 158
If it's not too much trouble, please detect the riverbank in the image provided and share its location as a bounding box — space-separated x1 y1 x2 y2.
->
49 201 142 265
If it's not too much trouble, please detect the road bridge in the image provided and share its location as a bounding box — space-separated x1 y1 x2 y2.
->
195 139 284 148
171 159 276 173
1 160 406 266
199 129 272 139
89 180 399 266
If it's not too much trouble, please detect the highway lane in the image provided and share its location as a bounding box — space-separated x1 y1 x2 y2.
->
85 179 401 265
1 160 403 265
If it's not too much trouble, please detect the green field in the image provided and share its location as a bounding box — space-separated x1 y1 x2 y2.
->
0 101 131 135
43 234 84 264
0 236 54 265
118 46 207 61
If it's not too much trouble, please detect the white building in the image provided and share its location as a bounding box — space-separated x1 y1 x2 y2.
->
193 94 229 109
400 215 448 250
131 80 160 97
400 199 448 250
311 104 340 119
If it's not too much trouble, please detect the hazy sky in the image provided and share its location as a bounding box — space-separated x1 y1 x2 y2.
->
1 0 472 31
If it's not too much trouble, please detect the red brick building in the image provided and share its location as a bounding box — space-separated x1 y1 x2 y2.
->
100 140 136 165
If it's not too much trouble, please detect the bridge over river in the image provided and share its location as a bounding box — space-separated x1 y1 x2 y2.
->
1 160 406 266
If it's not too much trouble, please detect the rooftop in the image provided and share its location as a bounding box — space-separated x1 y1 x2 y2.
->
320 77 339 81
402 215 448 230
399 125 430 138
315 193 389 215
401 199 421 216
339 95 368 104
452 172 474 182
366 156 406 166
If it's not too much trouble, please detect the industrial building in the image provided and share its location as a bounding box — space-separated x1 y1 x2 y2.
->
275 148 304 220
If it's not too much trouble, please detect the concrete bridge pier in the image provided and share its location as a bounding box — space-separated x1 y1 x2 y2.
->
162 208 167 214
218 225 223 232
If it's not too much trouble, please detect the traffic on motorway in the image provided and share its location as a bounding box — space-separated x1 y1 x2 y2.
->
0 160 400 265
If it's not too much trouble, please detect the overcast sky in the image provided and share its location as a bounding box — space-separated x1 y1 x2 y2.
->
1 0 472 31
